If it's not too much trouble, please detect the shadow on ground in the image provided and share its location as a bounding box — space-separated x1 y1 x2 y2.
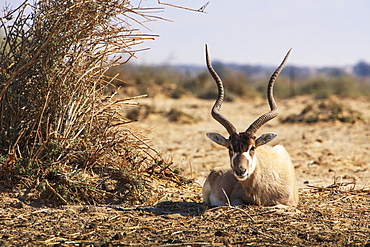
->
111 201 207 217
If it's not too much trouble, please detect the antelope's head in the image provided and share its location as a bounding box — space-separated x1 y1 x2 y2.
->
205 45 291 181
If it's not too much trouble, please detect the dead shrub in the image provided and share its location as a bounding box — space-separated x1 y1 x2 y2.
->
166 108 198 124
126 105 198 125
126 104 158 121
0 0 188 205
281 98 365 124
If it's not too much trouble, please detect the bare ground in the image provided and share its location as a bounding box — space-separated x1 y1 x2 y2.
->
133 95 370 189
0 95 369 246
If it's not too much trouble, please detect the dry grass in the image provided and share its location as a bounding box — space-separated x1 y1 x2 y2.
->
0 0 189 205
281 97 366 124
0 180 369 246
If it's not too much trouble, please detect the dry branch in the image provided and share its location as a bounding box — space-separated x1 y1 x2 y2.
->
158 0 209 13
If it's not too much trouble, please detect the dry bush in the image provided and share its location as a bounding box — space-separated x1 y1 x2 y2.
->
126 104 158 121
166 108 198 124
281 98 366 124
126 105 198 124
0 0 187 205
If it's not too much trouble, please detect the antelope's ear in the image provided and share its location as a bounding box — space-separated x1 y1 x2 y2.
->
206 132 229 147
255 133 277 147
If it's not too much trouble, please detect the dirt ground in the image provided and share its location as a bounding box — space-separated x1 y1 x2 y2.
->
133 95 370 189
0 95 369 246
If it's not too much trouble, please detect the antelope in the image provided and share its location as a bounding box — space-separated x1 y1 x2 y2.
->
202 45 298 207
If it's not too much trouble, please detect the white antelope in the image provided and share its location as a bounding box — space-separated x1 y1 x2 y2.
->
203 45 298 207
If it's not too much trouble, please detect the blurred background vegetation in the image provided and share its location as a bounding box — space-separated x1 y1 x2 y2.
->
106 61 370 101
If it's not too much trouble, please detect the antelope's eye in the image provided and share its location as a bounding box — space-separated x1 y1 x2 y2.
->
249 146 255 153
228 146 233 152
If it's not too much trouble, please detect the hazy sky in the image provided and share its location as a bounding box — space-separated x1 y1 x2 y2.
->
3 0 370 67
134 0 370 67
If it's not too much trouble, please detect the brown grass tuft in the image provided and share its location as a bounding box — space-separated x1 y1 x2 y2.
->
281 98 366 124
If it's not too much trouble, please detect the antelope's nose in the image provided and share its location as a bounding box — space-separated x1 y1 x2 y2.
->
235 169 247 177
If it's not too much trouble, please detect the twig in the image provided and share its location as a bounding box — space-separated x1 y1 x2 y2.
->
158 0 209 13
220 188 256 222
307 184 370 198
211 204 256 223
251 209 277 216
221 187 231 206
250 226 277 241
229 207 256 223
43 179 69 205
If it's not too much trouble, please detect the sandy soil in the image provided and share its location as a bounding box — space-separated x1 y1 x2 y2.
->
0 95 369 246
132 95 370 189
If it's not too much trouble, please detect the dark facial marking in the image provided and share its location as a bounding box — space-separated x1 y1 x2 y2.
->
229 132 256 153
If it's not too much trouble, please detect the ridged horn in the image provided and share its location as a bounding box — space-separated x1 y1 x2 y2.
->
205 44 237 135
246 48 292 135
